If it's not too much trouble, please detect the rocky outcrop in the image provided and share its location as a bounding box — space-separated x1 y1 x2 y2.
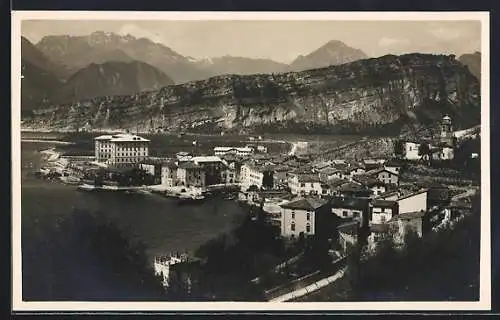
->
23 53 480 135
459 52 481 81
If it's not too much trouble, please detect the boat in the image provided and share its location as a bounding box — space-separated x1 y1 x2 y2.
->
39 167 50 175
77 184 96 191
137 189 152 195
60 175 81 185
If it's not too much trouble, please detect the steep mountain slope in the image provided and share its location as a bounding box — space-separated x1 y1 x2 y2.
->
24 54 480 135
21 59 63 115
53 61 174 103
35 31 211 84
459 52 481 81
192 56 288 77
288 40 368 72
21 36 70 80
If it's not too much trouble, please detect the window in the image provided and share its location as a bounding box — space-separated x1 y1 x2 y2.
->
291 222 296 231
353 212 360 219
381 207 385 212
306 223 311 233
306 212 311 221
342 210 348 217
301 183 305 187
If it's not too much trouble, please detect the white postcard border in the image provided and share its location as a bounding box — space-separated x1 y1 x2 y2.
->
11 10 491 312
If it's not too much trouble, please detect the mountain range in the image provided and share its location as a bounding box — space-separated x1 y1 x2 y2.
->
20 32 481 136
23 53 480 136
22 35 175 111
21 32 374 113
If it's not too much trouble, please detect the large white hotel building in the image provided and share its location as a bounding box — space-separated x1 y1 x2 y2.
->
94 133 150 167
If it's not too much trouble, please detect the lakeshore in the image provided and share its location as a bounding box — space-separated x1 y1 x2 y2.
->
20 123 481 302
21 141 249 261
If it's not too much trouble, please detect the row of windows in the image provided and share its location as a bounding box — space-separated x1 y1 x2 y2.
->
116 152 147 156
341 210 361 218
290 212 311 221
114 158 143 163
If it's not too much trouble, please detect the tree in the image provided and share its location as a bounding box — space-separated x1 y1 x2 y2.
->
393 139 406 159
22 209 166 301
418 142 431 165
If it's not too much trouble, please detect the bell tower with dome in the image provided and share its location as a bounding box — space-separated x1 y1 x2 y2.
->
440 115 453 146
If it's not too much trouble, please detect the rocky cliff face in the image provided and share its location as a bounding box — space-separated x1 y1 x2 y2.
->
23 53 480 135
459 52 481 81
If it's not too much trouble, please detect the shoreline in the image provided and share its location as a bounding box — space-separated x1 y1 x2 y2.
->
22 139 75 145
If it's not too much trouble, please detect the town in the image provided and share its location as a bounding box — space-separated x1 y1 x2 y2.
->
35 115 480 301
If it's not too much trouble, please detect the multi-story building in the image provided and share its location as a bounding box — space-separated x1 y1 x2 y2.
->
397 189 428 215
370 199 399 225
366 168 399 185
288 173 330 196
161 162 178 187
192 156 225 186
94 133 150 168
213 146 254 157
279 197 329 239
176 162 206 187
240 163 274 191
330 196 370 227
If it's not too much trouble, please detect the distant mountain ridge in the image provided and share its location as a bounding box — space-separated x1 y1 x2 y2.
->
192 55 288 77
21 36 70 80
288 40 369 72
33 32 370 84
54 60 175 103
35 31 211 84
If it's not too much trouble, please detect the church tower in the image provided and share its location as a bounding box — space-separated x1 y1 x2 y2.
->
440 115 453 146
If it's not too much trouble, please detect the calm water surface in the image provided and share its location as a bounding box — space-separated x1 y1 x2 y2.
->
21 142 247 260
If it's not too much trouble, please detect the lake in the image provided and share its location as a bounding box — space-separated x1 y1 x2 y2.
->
20 141 248 261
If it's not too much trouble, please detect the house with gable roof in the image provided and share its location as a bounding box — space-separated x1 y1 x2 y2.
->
279 197 330 239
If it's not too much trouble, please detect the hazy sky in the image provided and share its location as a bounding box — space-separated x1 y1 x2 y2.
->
21 20 481 63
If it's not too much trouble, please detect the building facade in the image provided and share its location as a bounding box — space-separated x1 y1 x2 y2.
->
371 199 399 225
368 168 399 185
161 162 178 187
94 133 150 168
214 146 254 157
279 198 328 239
176 163 206 187
288 173 329 196
397 190 428 215
404 142 420 161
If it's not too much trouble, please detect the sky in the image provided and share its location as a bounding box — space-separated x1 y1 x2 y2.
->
21 20 481 63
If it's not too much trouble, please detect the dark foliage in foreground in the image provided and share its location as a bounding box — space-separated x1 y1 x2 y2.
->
166 205 286 301
22 209 166 301
351 194 481 301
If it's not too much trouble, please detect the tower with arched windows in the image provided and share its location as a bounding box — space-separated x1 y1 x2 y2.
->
440 115 453 146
